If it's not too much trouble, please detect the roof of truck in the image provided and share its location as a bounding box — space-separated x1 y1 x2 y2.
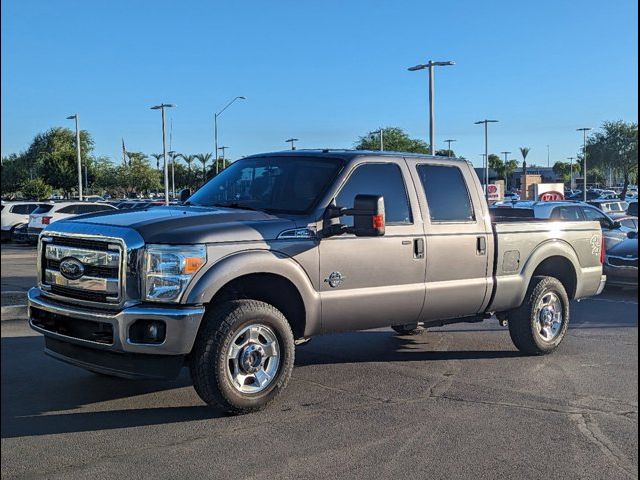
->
244 149 468 161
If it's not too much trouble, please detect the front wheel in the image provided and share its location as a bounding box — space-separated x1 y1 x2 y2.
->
508 276 570 355
189 300 295 414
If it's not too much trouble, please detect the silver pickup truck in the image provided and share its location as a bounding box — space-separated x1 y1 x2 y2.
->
28 151 606 413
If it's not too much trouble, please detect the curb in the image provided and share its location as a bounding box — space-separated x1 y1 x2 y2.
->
1 305 28 322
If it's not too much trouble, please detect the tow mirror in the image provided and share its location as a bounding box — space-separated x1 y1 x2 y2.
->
179 188 191 204
325 194 385 237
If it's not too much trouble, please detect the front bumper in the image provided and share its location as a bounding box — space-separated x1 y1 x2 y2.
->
28 287 205 378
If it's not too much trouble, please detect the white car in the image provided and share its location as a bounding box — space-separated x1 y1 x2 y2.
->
27 202 117 243
1 201 50 241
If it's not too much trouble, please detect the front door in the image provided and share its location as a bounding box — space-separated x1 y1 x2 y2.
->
319 160 426 333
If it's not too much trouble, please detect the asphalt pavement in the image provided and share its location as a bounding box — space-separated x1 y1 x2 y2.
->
1 244 638 479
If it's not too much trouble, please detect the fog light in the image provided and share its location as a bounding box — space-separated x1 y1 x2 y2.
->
129 320 166 344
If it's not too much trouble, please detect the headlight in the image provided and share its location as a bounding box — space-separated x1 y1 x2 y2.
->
143 244 207 302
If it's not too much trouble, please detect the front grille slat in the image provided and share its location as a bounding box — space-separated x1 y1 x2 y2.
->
41 236 124 305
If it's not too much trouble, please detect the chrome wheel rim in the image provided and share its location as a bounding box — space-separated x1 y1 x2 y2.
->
535 292 563 342
226 324 280 394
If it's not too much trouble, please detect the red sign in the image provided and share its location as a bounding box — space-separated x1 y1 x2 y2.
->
538 191 564 201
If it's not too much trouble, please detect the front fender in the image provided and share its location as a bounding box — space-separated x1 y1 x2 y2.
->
183 249 321 335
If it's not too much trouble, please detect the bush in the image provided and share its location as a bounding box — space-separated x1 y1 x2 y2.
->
20 178 53 200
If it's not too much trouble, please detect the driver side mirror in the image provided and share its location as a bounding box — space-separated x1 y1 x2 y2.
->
628 230 638 240
325 194 386 237
179 188 191 204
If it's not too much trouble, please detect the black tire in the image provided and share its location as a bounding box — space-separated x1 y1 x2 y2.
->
391 323 426 336
508 276 570 355
189 300 295 414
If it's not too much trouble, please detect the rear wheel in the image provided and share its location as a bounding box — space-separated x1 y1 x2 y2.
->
508 276 570 355
189 300 295 414
391 323 426 336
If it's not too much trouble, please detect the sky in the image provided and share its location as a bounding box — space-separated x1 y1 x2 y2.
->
1 0 638 168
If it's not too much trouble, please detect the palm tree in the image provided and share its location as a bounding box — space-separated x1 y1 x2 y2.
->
180 154 196 188
150 153 164 171
196 153 213 184
520 147 531 199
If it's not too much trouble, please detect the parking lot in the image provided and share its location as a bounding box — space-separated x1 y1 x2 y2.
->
1 244 637 479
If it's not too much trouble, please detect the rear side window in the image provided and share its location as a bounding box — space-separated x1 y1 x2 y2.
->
10 205 36 214
32 205 54 215
78 204 113 214
336 163 412 225
57 205 80 214
416 164 475 222
551 206 584 221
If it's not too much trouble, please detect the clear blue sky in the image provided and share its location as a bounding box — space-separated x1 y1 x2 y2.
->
2 0 638 167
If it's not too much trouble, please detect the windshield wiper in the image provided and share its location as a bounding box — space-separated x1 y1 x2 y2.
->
212 202 261 212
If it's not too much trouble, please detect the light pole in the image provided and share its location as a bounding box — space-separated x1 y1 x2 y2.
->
501 151 511 191
567 157 575 190
286 138 299 150
66 114 83 201
577 127 591 202
150 103 176 205
215 96 245 175
546 145 551 168
444 139 456 157
168 151 176 199
408 60 455 155
475 119 499 199
218 146 229 163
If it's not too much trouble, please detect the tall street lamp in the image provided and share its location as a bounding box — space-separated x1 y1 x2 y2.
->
577 127 592 201
66 114 83 201
168 151 177 199
475 119 499 198
567 157 575 190
286 138 299 150
501 151 511 191
215 96 246 175
218 146 229 163
408 60 455 155
150 103 176 205
445 139 456 156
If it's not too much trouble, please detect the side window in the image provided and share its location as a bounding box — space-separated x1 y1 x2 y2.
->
26 204 39 214
416 164 475 222
583 207 611 228
336 163 412 225
87 204 112 213
10 205 26 214
552 206 583 221
58 205 79 214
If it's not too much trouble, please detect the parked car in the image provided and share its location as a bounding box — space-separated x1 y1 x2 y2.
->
567 190 602 201
28 150 605 413
490 200 632 249
604 231 638 287
609 215 639 231
587 199 629 215
27 202 117 243
504 192 520 202
1 201 50 241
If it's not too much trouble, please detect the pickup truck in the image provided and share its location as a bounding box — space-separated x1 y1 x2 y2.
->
28 151 606 413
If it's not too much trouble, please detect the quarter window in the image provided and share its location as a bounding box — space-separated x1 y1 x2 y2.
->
336 163 412 225
417 164 475 222
551 206 584 221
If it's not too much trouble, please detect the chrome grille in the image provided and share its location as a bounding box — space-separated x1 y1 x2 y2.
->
40 237 124 304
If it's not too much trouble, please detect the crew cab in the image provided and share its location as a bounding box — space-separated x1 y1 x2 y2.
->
28 151 606 413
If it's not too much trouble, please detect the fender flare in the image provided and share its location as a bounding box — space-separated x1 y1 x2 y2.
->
183 249 321 335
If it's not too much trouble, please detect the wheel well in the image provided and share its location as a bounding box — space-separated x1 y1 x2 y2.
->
531 256 577 299
208 273 306 339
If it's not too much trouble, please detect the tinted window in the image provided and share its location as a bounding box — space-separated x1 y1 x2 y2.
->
416 164 474 222
189 156 343 214
336 163 412 225
628 202 638 216
10 205 30 214
551 206 584 221
32 205 54 215
583 207 607 222
57 205 80 214
620 219 638 230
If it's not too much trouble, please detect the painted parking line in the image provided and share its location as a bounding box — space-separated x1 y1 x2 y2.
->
582 297 638 306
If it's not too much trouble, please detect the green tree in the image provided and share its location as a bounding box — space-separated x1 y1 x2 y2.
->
1 154 30 196
553 161 581 185
180 154 197 187
150 153 164 171
26 127 94 197
435 149 456 157
196 153 213 184
585 121 638 198
354 127 430 153
118 152 161 196
20 178 53 200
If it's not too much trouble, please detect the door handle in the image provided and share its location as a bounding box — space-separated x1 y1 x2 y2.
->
477 236 486 255
414 238 425 259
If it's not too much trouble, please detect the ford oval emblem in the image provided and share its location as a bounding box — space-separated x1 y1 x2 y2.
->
59 257 85 280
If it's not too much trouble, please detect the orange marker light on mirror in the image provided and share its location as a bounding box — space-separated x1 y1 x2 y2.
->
372 214 385 229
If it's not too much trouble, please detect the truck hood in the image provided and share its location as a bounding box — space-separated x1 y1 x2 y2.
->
55 206 298 244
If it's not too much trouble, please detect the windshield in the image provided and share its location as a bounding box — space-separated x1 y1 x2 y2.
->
32 205 54 215
188 156 344 214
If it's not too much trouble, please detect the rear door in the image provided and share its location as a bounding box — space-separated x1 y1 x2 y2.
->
319 159 426 332
409 160 492 321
